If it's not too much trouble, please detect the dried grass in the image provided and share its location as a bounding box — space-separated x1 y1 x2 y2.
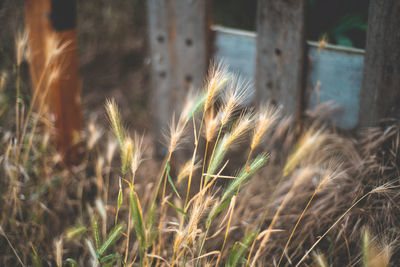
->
1 35 399 266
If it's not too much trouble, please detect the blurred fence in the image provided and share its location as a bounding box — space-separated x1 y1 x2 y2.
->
147 0 400 143
23 0 399 159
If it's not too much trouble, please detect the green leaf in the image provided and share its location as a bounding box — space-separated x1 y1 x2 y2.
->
104 259 117 267
206 198 231 229
129 190 146 263
145 160 169 243
186 73 230 122
206 154 268 232
115 179 123 224
363 229 370 267
65 226 87 240
98 224 125 256
129 190 145 246
100 253 120 263
186 92 207 122
166 161 181 199
166 200 188 217
146 201 157 233
31 245 43 267
66 258 78 267
205 136 228 185
221 154 268 203
91 216 101 251
226 231 257 267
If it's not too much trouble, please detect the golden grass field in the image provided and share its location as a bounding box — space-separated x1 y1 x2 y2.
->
0 2 399 266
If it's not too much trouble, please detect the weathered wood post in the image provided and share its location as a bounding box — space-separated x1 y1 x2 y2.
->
25 0 82 162
147 0 212 156
359 0 400 127
255 0 307 123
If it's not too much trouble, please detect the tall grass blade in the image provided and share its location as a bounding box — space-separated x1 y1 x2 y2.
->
146 161 169 231
363 229 370 267
100 253 120 263
65 226 87 241
166 200 188 217
206 198 231 229
98 224 124 257
85 239 98 264
312 252 328 267
92 216 101 251
31 245 42 267
66 258 78 267
166 161 181 199
206 154 268 230
115 179 123 224
221 154 268 203
129 189 146 263
226 231 257 267
129 190 145 245
205 136 228 184
186 92 206 122
103 259 118 267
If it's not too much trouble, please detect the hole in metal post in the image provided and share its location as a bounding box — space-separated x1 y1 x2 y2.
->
185 75 193 83
184 75 193 88
157 35 165 43
185 38 193 46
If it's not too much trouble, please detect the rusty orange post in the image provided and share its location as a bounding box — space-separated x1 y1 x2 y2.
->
24 0 82 163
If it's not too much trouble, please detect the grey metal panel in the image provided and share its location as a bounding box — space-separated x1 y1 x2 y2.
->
307 42 364 129
213 26 256 80
213 26 365 129
213 26 256 103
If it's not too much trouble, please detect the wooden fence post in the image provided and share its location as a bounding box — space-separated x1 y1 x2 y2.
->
255 0 307 122
25 0 82 162
147 0 212 156
359 0 400 127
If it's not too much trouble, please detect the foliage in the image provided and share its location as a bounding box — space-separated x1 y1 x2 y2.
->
0 36 398 266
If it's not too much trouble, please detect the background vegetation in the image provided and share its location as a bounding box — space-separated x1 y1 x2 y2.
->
1 1 399 267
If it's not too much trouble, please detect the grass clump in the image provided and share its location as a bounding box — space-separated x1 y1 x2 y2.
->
1 38 400 267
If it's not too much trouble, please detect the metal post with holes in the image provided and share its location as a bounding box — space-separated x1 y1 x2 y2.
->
359 0 400 127
255 0 307 123
147 0 212 156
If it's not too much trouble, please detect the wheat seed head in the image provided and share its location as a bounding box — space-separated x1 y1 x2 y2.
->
15 31 28 66
284 126 328 176
204 108 221 142
177 159 201 183
166 114 187 154
251 103 280 150
220 76 251 126
224 112 253 150
0 72 7 92
130 134 144 178
204 62 229 112
45 33 71 65
105 98 125 147
121 136 134 175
